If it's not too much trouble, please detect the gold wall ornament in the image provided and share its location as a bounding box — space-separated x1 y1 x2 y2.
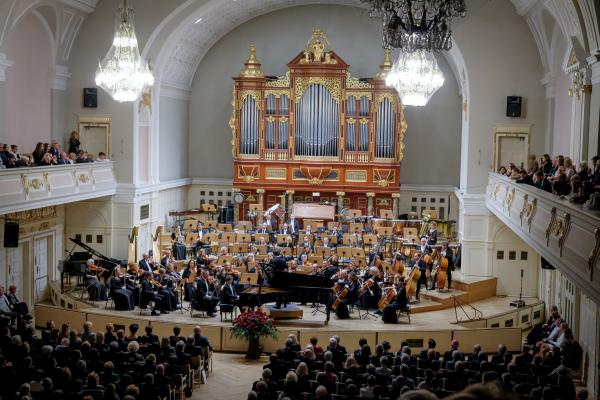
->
279 116 289 123
520 197 537 232
359 118 369 125
346 117 356 124
240 90 262 109
374 48 393 80
265 72 290 88
545 207 572 257
238 165 259 182
264 89 290 98
7 206 57 223
588 228 600 281
504 187 515 214
78 174 90 184
308 177 324 185
239 45 264 77
30 178 43 190
266 116 276 123
492 183 500 200
43 172 51 192
346 72 373 89
229 88 237 157
138 90 152 114
294 77 341 103
21 174 29 197
301 28 333 64
375 92 397 107
518 193 529 220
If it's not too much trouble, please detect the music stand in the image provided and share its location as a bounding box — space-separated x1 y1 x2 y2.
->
256 245 267 255
380 209 393 219
348 209 362 218
356 257 367 269
217 255 234 265
205 220 218 230
308 255 323 265
363 234 377 245
350 223 363 234
255 233 270 243
299 233 313 243
240 272 259 285
316 247 329 257
338 246 352 261
204 233 218 244
221 232 236 243
184 219 196 231
377 227 393 237
280 247 292 257
219 223 232 232
325 234 338 245
237 233 252 243
352 248 365 258
201 203 217 213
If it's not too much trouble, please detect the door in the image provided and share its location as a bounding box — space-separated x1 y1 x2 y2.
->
34 237 49 303
7 246 23 292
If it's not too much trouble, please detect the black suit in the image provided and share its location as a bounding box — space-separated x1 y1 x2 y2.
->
139 259 152 272
221 284 239 306
194 334 212 350
289 220 299 234
193 278 218 314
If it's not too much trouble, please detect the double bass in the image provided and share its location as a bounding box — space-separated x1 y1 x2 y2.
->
436 256 449 291
405 266 421 300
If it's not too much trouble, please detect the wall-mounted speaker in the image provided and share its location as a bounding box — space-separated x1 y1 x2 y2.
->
541 257 555 270
83 88 98 108
506 96 522 117
3 221 19 248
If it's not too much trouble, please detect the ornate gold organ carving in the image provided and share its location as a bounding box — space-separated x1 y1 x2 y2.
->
232 30 405 217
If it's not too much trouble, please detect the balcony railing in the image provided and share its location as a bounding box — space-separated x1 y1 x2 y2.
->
486 172 600 303
0 162 117 214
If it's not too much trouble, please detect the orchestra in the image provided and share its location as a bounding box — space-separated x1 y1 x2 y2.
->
80 212 456 324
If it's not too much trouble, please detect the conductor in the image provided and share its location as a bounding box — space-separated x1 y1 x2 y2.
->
269 248 289 309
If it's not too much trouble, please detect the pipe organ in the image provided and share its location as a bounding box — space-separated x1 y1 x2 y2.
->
230 30 406 218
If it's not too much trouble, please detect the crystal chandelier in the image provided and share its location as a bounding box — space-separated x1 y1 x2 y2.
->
364 0 466 106
385 50 444 106
362 0 466 51
95 0 154 103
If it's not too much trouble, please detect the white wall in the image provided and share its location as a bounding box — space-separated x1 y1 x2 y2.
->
4 13 51 151
188 5 462 185
551 33 572 156
159 96 189 181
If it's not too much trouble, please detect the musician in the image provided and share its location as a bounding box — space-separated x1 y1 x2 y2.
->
419 237 432 255
181 260 198 301
280 235 294 249
108 267 134 311
427 222 438 246
157 268 178 311
320 259 339 280
85 259 108 301
321 236 332 248
140 271 167 316
381 278 409 323
336 273 359 319
326 248 339 268
196 248 209 268
270 248 288 276
193 270 219 317
193 221 208 254
298 253 309 267
301 235 313 251
6 285 29 321
330 225 342 243
264 213 276 231
297 246 311 264
221 275 239 312
415 253 428 301
304 225 313 235
139 253 153 273
257 222 271 235
360 267 382 309
280 223 292 236
171 226 186 260
289 214 299 234
165 263 182 283
160 249 173 268
431 242 454 291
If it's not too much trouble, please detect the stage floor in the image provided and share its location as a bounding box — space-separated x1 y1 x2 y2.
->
77 292 538 331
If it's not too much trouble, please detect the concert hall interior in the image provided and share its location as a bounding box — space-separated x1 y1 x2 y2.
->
1 0 600 399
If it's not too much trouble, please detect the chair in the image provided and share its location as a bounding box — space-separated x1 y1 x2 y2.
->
139 291 155 315
219 303 236 321
172 364 191 400
104 296 114 310
191 355 205 387
201 346 213 374
396 306 411 324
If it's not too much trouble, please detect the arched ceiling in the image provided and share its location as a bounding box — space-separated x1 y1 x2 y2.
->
155 0 369 90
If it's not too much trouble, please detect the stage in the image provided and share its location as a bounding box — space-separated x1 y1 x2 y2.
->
36 272 543 356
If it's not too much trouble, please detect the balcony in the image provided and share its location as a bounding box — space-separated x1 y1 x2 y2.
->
486 172 600 303
0 162 117 214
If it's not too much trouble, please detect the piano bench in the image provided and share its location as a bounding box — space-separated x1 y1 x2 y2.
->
219 304 237 322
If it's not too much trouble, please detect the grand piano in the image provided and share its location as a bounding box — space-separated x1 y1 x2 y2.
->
239 271 335 322
62 238 124 290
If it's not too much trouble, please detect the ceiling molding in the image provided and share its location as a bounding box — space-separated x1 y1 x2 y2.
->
55 0 98 14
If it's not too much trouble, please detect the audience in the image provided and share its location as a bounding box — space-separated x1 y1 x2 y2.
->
0 316 211 400
497 153 600 209
250 327 586 400
0 136 108 169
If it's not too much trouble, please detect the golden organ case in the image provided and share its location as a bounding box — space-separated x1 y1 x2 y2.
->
230 30 406 218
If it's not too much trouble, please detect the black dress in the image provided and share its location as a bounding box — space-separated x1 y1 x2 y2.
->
109 277 134 310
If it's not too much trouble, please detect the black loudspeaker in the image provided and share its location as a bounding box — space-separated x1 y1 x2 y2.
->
506 96 522 117
218 207 227 224
3 221 19 248
226 205 234 224
83 88 97 108
541 257 555 270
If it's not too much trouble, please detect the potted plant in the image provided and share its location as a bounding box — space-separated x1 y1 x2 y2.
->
230 309 277 359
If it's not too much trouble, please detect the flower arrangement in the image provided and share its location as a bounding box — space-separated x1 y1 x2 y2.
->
230 309 278 341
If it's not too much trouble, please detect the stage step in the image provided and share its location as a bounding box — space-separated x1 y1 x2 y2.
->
410 275 497 313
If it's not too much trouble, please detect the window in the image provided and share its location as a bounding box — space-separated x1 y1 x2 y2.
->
140 204 150 220
75 234 82 241
86 234 93 243
209 191 214 196
439 207 445 219
430 198 436 203
96 235 103 244
200 191 205 196
520 251 528 260
411 206 417 212
218 192 223 196
439 198 445 203
421 198 426 202
496 250 504 260
509 251 516 260
412 197 417 202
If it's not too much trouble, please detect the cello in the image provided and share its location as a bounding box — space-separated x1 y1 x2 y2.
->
436 256 449 291
378 286 397 311
332 287 349 311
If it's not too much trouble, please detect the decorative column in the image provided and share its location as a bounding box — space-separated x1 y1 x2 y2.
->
286 190 295 215
588 58 600 160
366 192 375 216
392 192 401 218
280 192 287 217
49 65 71 144
232 188 241 223
256 188 265 224
336 191 345 211
0 53 14 138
